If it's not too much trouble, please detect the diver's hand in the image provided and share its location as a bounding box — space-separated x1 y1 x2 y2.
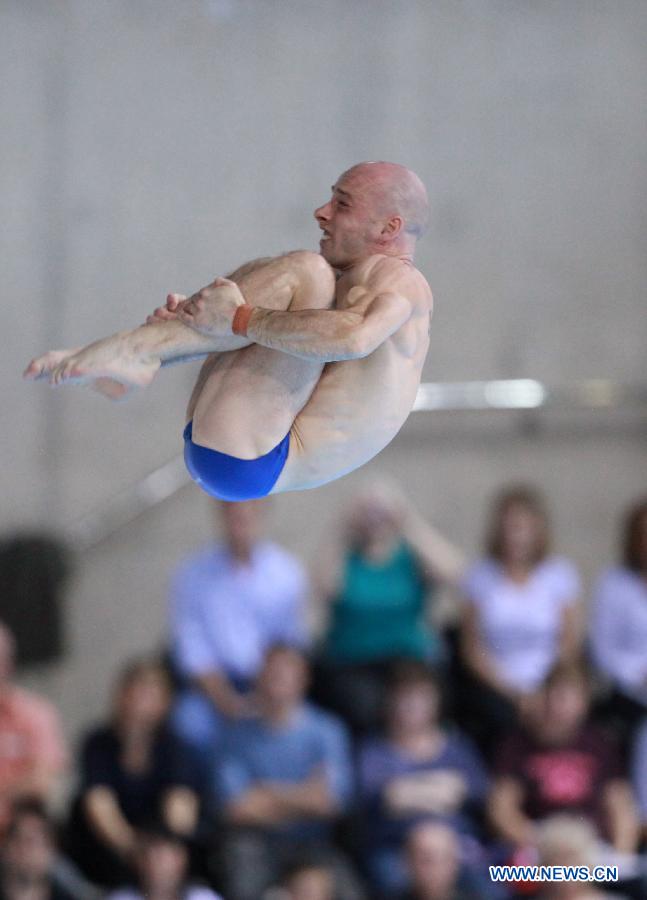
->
145 293 188 325
178 277 246 337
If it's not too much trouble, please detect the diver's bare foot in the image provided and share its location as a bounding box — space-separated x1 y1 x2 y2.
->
25 349 124 398
47 338 161 393
24 348 81 381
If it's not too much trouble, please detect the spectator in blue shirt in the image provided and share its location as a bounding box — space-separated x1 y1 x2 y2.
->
169 500 309 782
357 663 489 897
212 644 363 900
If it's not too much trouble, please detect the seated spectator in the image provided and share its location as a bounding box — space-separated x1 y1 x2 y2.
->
0 800 91 900
213 644 363 900
398 820 493 900
459 486 581 751
631 714 647 843
536 815 620 900
590 497 647 737
488 662 639 858
0 622 68 836
312 479 465 735
357 663 489 896
66 659 198 888
107 822 221 900
169 499 309 782
264 855 337 900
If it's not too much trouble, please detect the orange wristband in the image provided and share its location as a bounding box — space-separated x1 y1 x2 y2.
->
232 304 253 337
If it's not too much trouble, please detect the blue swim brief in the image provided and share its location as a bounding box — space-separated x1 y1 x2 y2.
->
183 420 290 501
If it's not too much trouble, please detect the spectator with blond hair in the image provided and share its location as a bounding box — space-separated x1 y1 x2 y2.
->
312 478 465 735
536 815 620 899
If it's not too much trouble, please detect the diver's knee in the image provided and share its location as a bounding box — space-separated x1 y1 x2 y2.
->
288 249 334 281
286 250 335 303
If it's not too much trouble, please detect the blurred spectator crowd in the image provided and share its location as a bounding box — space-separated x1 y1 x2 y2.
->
0 485 646 900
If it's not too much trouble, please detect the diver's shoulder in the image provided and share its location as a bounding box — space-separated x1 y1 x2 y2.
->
354 253 420 285
366 255 431 306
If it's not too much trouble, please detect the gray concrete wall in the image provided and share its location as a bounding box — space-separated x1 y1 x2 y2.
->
1 0 645 741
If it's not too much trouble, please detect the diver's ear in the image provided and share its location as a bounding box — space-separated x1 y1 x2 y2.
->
381 215 404 240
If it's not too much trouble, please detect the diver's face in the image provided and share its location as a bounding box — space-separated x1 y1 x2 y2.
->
314 170 385 269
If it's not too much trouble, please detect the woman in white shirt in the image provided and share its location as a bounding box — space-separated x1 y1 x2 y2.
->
591 497 647 727
459 486 582 748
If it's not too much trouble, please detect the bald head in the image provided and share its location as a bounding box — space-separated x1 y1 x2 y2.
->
341 161 429 239
315 161 429 268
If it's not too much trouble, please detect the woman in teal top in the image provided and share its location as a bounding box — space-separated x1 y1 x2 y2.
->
311 479 465 734
326 540 435 663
